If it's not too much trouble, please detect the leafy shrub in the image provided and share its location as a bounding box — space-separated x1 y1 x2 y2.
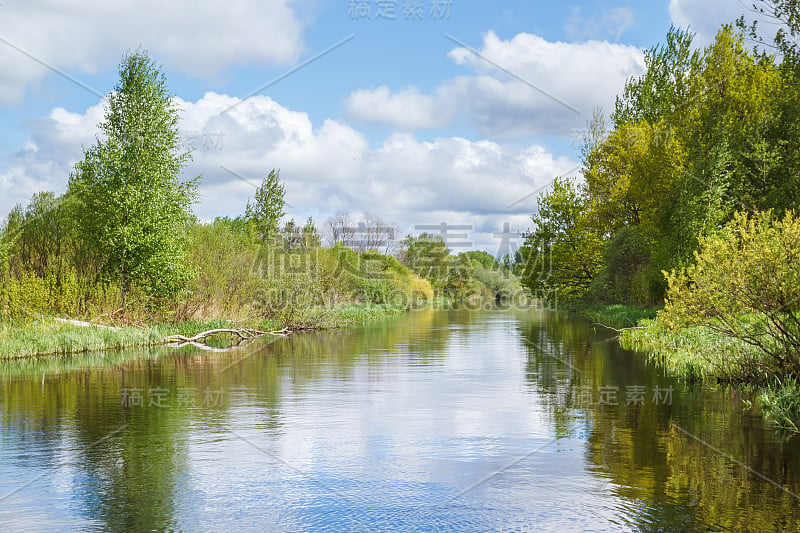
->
407 273 434 302
660 210 800 375
473 266 523 300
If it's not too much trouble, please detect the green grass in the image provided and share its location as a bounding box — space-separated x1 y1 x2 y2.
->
0 303 410 359
570 304 661 329
299 302 408 329
621 319 771 383
579 304 660 329
759 378 800 438
0 317 230 359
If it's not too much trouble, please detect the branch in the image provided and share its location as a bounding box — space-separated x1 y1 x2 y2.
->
164 327 290 345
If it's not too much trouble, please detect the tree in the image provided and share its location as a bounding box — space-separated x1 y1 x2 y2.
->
324 211 355 247
400 233 450 292
10 192 76 279
443 252 477 299
301 217 322 249
520 177 604 304
246 169 285 245
466 250 500 270
280 219 302 252
613 26 697 127
68 50 198 314
661 210 800 375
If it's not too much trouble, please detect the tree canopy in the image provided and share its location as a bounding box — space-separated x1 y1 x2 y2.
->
522 25 800 307
246 169 286 245
68 50 198 312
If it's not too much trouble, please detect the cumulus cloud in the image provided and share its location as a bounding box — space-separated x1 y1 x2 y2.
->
0 93 576 251
344 31 644 138
0 0 304 105
345 86 451 130
446 31 644 137
0 100 105 212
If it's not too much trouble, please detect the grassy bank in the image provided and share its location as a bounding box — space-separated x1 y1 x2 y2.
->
620 317 800 437
620 319 766 382
576 304 660 329
0 302 409 359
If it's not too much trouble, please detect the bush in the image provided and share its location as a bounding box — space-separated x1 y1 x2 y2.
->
660 210 800 375
407 273 434 303
176 219 263 320
473 266 523 300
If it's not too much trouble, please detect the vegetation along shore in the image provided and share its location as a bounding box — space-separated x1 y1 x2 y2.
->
519 16 800 436
0 52 526 359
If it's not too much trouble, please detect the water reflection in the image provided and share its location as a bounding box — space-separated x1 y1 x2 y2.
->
518 308 800 531
0 308 799 531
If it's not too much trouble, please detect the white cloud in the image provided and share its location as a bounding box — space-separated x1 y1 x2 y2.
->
345 86 450 130
446 31 644 137
563 6 635 41
344 31 644 138
0 93 576 252
0 100 105 213
669 0 744 45
0 0 304 105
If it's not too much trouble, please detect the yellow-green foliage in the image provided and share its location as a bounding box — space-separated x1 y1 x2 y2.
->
408 272 434 301
0 272 49 316
659 210 800 374
253 245 435 327
177 220 263 320
0 269 113 318
0 213 436 328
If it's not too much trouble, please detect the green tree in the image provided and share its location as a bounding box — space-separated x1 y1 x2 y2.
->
443 252 477 299
613 26 697 127
246 169 285 245
401 233 450 293
520 177 604 304
68 50 198 314
466 250 500 270
302 217 322 249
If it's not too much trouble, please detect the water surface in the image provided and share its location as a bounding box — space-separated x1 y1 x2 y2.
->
1 308 798 531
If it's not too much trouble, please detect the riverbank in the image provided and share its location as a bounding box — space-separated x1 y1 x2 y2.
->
575 304 660 329
617 314 800 437
561 302 800 437
571 303 757 382
0 302 408 359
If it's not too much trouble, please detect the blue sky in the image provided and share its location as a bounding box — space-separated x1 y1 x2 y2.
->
0 0 746 252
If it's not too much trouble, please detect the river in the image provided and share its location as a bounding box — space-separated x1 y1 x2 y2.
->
1 308 799 531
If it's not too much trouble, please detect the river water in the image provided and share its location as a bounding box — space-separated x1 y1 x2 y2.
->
1 308 799 531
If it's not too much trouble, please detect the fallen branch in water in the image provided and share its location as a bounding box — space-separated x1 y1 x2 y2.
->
166 338 259 352
164 327 290 345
